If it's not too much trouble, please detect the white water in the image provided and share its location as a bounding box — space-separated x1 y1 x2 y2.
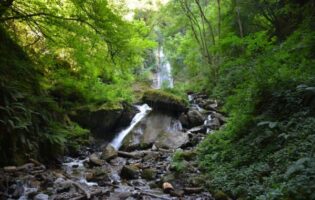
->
111 104 152 150
153 47 174 89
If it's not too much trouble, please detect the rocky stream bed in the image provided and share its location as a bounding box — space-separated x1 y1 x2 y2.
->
0 93 226 200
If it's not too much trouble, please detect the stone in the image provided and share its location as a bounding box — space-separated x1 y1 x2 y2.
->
34 193 49 200
141 168 157 180
54 178 72 193
162 182 174 193
212 112 227 124
179 113 190 128
187 125 207 134
120 165 139 180
184 187 203 194
187 110 204 127
3 166 17 172
155 131 189 149
101 144 118 161
69 102 136 138
89 167 109 182
85 172 94 181
214 191 230 200
89 153 104 166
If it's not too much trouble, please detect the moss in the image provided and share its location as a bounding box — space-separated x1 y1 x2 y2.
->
142 90 188 114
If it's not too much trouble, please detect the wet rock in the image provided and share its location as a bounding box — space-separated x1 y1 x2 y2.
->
101 144 117 161
152 144 158 151
89 167 109 182
141 168 157 180
179 113 190 128
205 117 221 130
188 125 207 134
4 166 17 172
162 182 174 193
34 193 49 200
187 110 204 127
10 181 24 198
54 178 72 193
85 172 94 181
16 163 34 171
214 191 230 200
184 187 203 194
212 112 227 124
89 153 104 166
162 173 176 183
120 165 139 180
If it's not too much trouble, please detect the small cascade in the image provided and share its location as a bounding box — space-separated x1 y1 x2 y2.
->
110 104 152 150
153 47 174 89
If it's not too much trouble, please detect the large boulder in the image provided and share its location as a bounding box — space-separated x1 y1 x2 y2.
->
142 90 188 115
100 144 118 161
120 165 139 180
121 112 187 151
187 110 204 127
70 102 138 139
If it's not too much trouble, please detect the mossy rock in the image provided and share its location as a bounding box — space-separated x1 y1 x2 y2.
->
70 102 137 139
142 90 188 115
214 191 230 200
141 168 157 180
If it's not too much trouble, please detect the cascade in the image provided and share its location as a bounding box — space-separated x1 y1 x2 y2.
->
153 47 174 89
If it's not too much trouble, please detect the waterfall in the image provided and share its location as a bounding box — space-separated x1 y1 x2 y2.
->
110 104 152 150
153 47 174 89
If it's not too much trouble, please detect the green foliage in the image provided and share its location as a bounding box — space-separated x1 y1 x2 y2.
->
151 0 315 199
171 149 188 173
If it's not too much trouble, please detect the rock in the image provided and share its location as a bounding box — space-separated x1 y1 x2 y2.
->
34 193 49 200
54 178 72 193
179 113 190 128
10 181 24 198
162 173 176 183
214 191 230 200
152 144 158 151
17 163 34 171
121 112 186 151
187 110 204 127
184 187 203 194
155 131 189 149
89 167 109 182
3 166 17 172
162 182 174 193
89 153 104 166
85 172 94 181
120 165 139 180
142 90 187 115
205 117 221 130
141 168 157 180
212 112 227 124
187 125 207 134
70 102 136 138
101 144 118 161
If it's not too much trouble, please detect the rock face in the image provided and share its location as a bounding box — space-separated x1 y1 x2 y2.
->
121 112 188 151
142 90 187 115
70 102 138 139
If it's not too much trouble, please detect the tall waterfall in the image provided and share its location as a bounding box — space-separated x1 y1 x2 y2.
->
153 47 174 89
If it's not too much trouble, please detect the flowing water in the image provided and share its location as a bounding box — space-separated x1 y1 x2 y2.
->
110 104 152 150
153 47 174 89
